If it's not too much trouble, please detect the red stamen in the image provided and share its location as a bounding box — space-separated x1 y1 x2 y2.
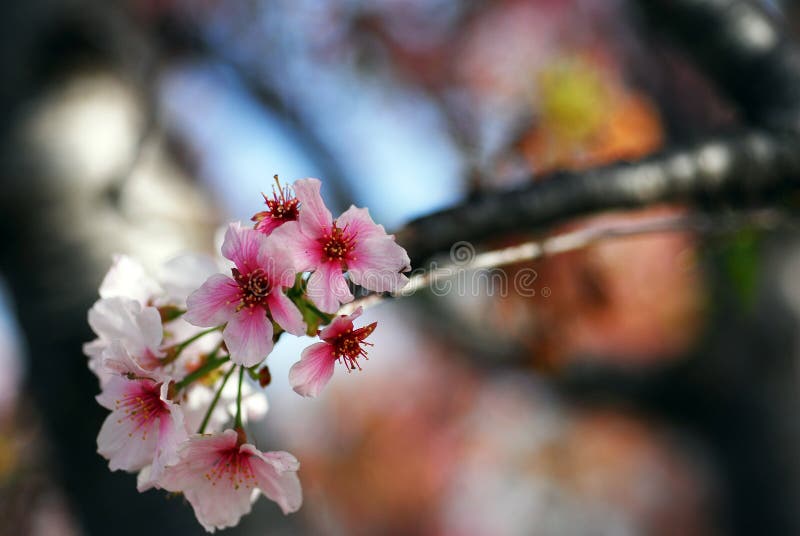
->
331 321 377 372
203 446 257 490
321 222 356 265
232 268 271 310
252 175 300 231
114 380 167 441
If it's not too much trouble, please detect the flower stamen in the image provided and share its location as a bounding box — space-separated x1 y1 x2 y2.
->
331 321 377 371
252 175 300 233
232 268 271 310
321 223 355 264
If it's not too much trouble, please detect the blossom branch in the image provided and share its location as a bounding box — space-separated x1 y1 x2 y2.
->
397 130 800 266
341 207 793 314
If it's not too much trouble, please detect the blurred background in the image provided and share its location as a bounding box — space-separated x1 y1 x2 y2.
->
2 0 800 534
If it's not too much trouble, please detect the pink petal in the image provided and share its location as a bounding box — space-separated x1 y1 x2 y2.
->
96 379 167 472
267 291 306 336
258 235 298 289
184 274 240 327
99 254 161 303
158 253 219 305
247 448 303 514
348 236 411 293
270 221 323 273
306 262 353 314
289 342 336 398
88 297 163 357
160 431 301 531
97 411 158 471
223 308 274 367
161 432 255 532
254 216 284 236
95 375 130 410
99 340 170 383
221 222 264 273
319 307 361 340
185 483 253 533
139 396 189 491
336 205 387 241
293 178 332 238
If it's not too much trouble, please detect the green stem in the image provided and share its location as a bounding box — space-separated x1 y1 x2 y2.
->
234 366 244 429
175 354 229 391
162 326 222 365
197 364 236 434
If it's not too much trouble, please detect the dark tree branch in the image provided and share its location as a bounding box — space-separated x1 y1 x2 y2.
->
399 130 800 263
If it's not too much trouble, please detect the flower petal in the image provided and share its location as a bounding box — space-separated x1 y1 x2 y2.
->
96 379 165 472
254 216 284 236
270 221 323 273
100 340 169 382
336 205 386 241
139 392 188 491
258 235 298 289
293 178 332 238
88 297 163 357
223 308 274 367
99 254 161 303
289 342 336 398
160 431 255 532
348 236 411 293
267 291 306 336
159 253 220 306
184 274 240 327
319 307 361 340
221 222 264 273
160 431 301 531
247 448 303 514
306 262 353 314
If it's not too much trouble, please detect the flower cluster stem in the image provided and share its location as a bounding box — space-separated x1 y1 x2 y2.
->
197 364 237 434
175 353 229 391
162 326 223 365
234 366 245 430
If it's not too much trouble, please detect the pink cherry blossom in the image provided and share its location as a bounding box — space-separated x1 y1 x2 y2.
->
85 254 221 385
251 177 300 236
184 223 306 367
84 297 164 386
96 342 187 489
160 429 302 532
289 307 377 398
272 178 411 313
98 254 162 304
99 253 218 308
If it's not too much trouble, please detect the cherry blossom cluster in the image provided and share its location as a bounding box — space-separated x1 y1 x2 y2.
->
84 177 410 531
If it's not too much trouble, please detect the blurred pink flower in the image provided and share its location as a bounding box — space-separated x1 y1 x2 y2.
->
84 297 163 386
289 307 377 398
160 429 302 532
95 346 187 490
